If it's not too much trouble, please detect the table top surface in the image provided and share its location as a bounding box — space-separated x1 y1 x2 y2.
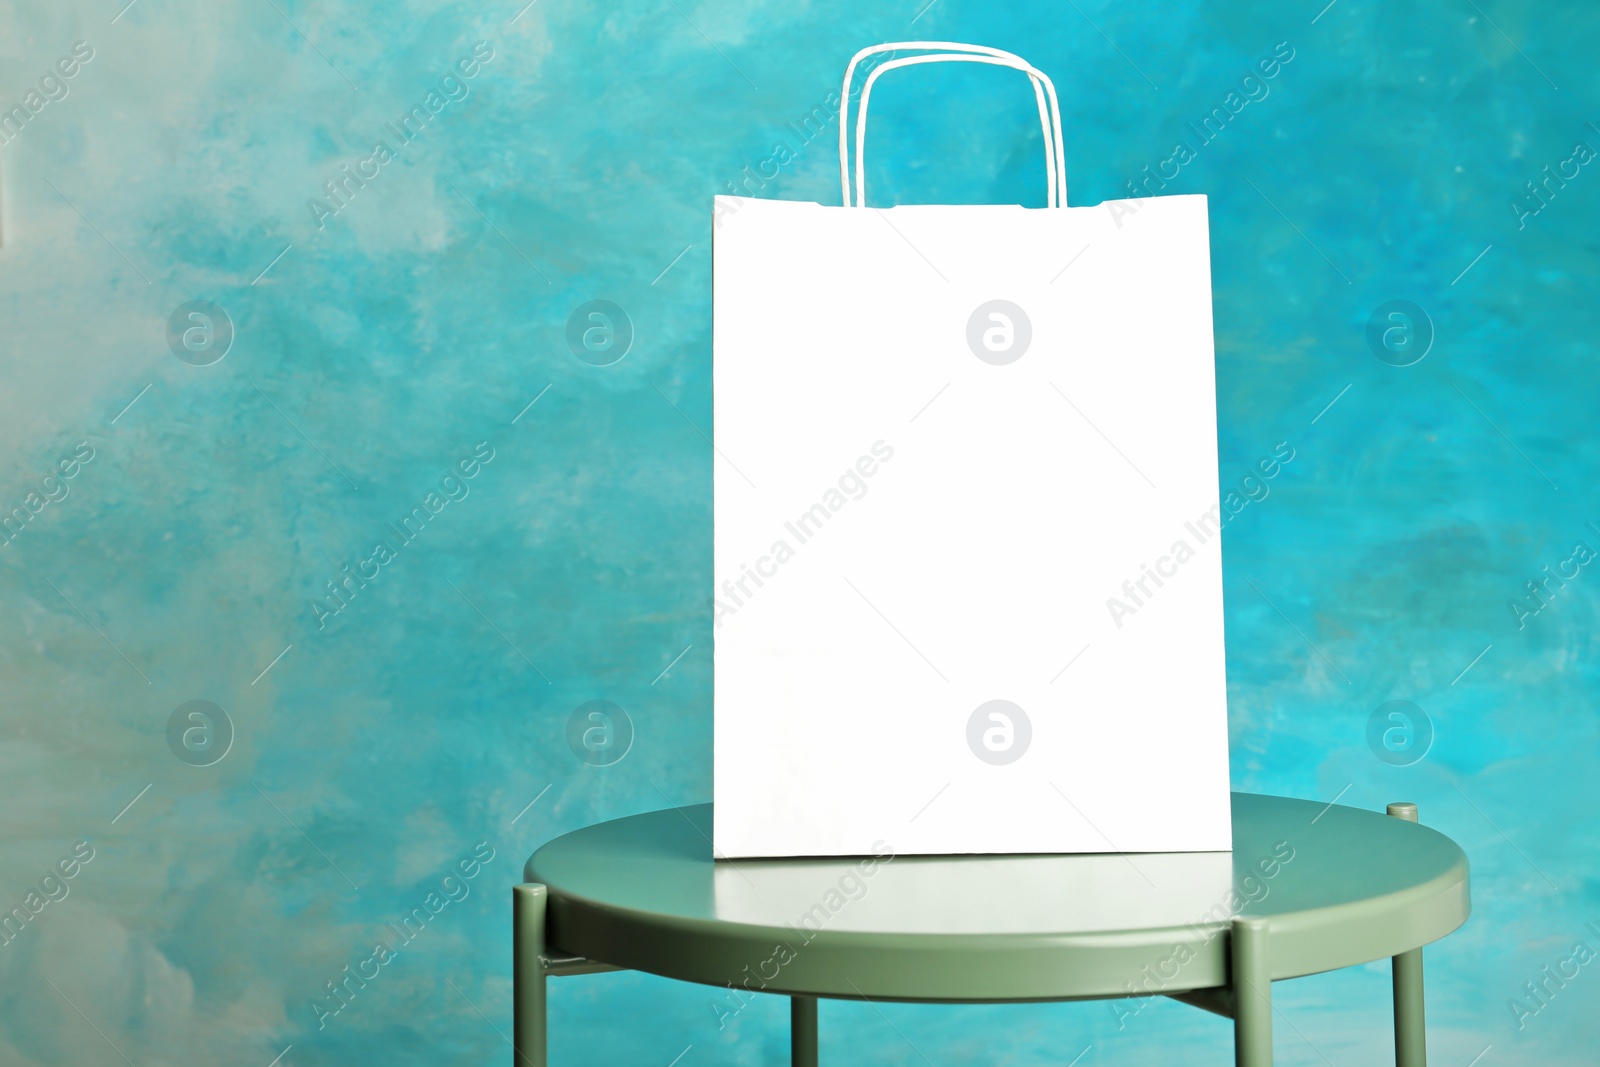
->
525 793 1471 1002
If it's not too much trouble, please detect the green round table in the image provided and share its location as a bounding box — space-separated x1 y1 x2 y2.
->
514 793 1469 1066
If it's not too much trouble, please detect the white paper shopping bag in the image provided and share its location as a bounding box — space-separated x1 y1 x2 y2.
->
713 43 1232 858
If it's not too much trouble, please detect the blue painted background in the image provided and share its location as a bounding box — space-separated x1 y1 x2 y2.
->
1 0 1596 1063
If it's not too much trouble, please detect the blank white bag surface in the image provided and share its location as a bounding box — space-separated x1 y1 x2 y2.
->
712 193 1231 858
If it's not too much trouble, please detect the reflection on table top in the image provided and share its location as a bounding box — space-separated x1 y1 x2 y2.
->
529 792 1465 938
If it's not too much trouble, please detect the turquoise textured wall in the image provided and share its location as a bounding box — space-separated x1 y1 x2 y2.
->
0 1 1596 1064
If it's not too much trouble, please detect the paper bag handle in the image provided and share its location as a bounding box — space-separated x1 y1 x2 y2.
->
839 43 1063 207
838 43 1066 209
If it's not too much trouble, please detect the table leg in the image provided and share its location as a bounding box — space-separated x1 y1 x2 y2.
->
1387 803 1427 1067
514 884 548 1067
791 995 818 1067
1392 950 1427 1067
1232 917 1272 1067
